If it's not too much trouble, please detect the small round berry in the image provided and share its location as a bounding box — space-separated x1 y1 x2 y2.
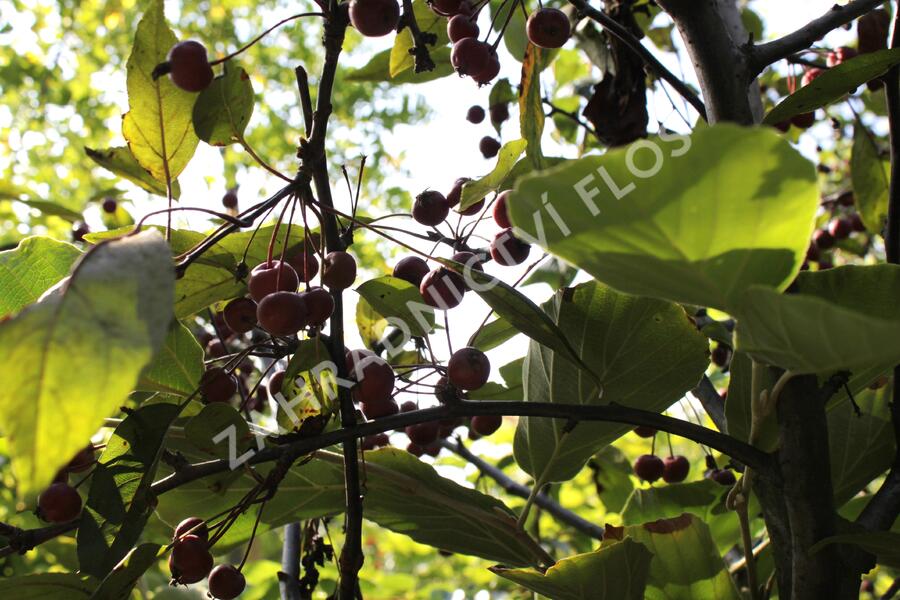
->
490 228 531 265
349 0 401 37
37 482 82 523
449 15 480 43
174 517 209 542
849 212 866 232
493 190 512 228
223 297 258 334
490 103 509 124
200 367 238 403
301 287 334 327
72 222 90 243
407 442 425 457
709 468 737 486
447 347 491 390
471 414 502 436
474 51 500 85
393 256 430 287
434 376 462 404
406 421 440 445
633 454 665 482
222 189 238 209
208 564 246 600
347 349 396 405
102 197 117 214
479 136 501 159
322 251 357 290
791 111 815 129
633 426 657 438
451 38 493 79
420 268 466 309
363 397 400 419
247 261 299 302
466 105 486 124
167 41 214 92
413 190 451 226
446 177 470 208
431 0 464 15
662 455 690 483
170 535 213 584
256 291 308 336
526 8 570 49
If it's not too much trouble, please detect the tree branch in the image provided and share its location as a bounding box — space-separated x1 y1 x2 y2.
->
279 522 303 600
565 0 707 121
748 0 883 77
441 438 605 540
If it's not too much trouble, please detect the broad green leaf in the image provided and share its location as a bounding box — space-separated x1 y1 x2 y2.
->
469 315 519 351
16 198 85 222
459 139 527 211
519 43 547 169
591 446 635 514
0 574 96 599
175 262 245 318
491 0 527 61
0 236 81 317
185 402 254 459
356 276 435 337
278 337 338 425
763 49 900 125
619 514 741 599
345 46 454 84
0 230 173 496
193 65 254 146
468 381 522 401
508 125 818 311
811 531 900 568
514 281 709 483
523 257 578 290
121 1 199 182
78 403 182 578
552 50 591 90
851 122 889 234
389 0 449 76
357 296 388 349
734 265 900 373
85 146 181 198
137 321 203 396
491 538 653 599
90 543 164 600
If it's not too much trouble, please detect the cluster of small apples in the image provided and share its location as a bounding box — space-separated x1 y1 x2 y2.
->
631 427 735 486
804 191 867 271
34 445 95 524
168 517 246 599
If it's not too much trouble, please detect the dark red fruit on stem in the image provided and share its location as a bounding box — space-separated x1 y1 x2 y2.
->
256 291 308 336
447 347 490 390
451 38 492 78
471 414 502 436
431 0 463 16
474 51 500 85
223 297 257 334
174 517 209 542
167 40 214 92
393 256 430 287
206 339 227 358
828 217 852 240
248 260 299 302
406 421 440 445
268 371 286 397
407 442 425 457
170 535 213 584
812 228 835 250
451 251 483 291
363 397 399 419
491 228 531 265
301 287 334 327
322 251 357 290
200 367 238 403
450 15 479 43
413 190 451 226
349 0 401 37
493 190 512 228
286 250 319 283
858 9 890 54
222 189 238 209
633 454 665 482
526 8 570 49
420 267 466 309
434 376 461 403
662 455 690 483
72 222 90 242
347 349 396 405
400 400 418 412
634 426 657 438
791 111 815 129
466 104 485 123
459 197 485 216
490 103 509 125
479 136 501 159
446 177 470 208
102 197 117 214
208 564 246 600
709 468 737 486
38 482 82 523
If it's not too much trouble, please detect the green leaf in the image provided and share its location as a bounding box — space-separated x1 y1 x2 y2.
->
389 0 449 77
469 316 519 351
0 574 96 599
356 296 388 350
491 0 527 61
356 276 435 337
193 65 254 146
734 264 900 373
459 139 527 211
0 231 173 497
0 236 82 317
514 282 709 483
811 531 900 568
851 122 889 234
16 198 85 222
121 0 199 182
137 321 203 396
85 146 181 199
345 46 455 84
78 403 182 578
763 49 900 125
619 514 741 599
591 446 635 514
490 538 653 599
508 124 818 311
519 44 547 169
523 257 578 290
90 543 164 600
185 402 254 459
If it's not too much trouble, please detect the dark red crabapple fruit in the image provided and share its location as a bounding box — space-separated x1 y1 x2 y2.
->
286 249 320 283
431 0 464 16
828 217 852 240
208 564 246 600
223 297 257 334
222 189 238 209
363 397 399 419
526 8 570 49
471 414 502 436
812 228 835 250
491 228 531 265
490 103 509 125
362 432 391 450
38 482 82 523
393 256 430 287
493 190 512 228
447 347 491 390
72 222 90 242
413 190 451 226
420 267 466 309
634 426 657 438
400 400 418 412
200 367 238 403
633 454 665 483
473 51 500 85
167 41 214 92
406 421 440 446
479 136 501 159
451 38 493 79
256 291 308 336
174 517 209 542
102 197 117 214
301 287 334 327
451 251 483 291
791 111 815 129
170 535 213 584
424 442 441 457
268 370 286 397
322 251 357 290
662 455 690 483
347 349 396 405
447 177 485 215
434 375 461 404
349 0 401 37
407 442 425 457
206 339 227 358
466 104 485 123
450 15 479 43
709 468 737 486
247 260 299 302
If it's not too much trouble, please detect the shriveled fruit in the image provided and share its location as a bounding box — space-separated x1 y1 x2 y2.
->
322 251 357 290
479 136 501 158
434 375 461 403
413 190 450 226
491 228 531 265
174 517 209 542
256 291 308 336
471 414 502 436
420 267 466 309
38 482 82 523
447 347 490 390
349 0 401 37
393 256 430 287
247 260 299 302
167 40 214 92
302 287 335 326
406 421 440 445
223 297 257 334
493 190 512 228
208 564 246 600
662 455 690 483
200 367 238 403
170 535 213 584
633 454 665 482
